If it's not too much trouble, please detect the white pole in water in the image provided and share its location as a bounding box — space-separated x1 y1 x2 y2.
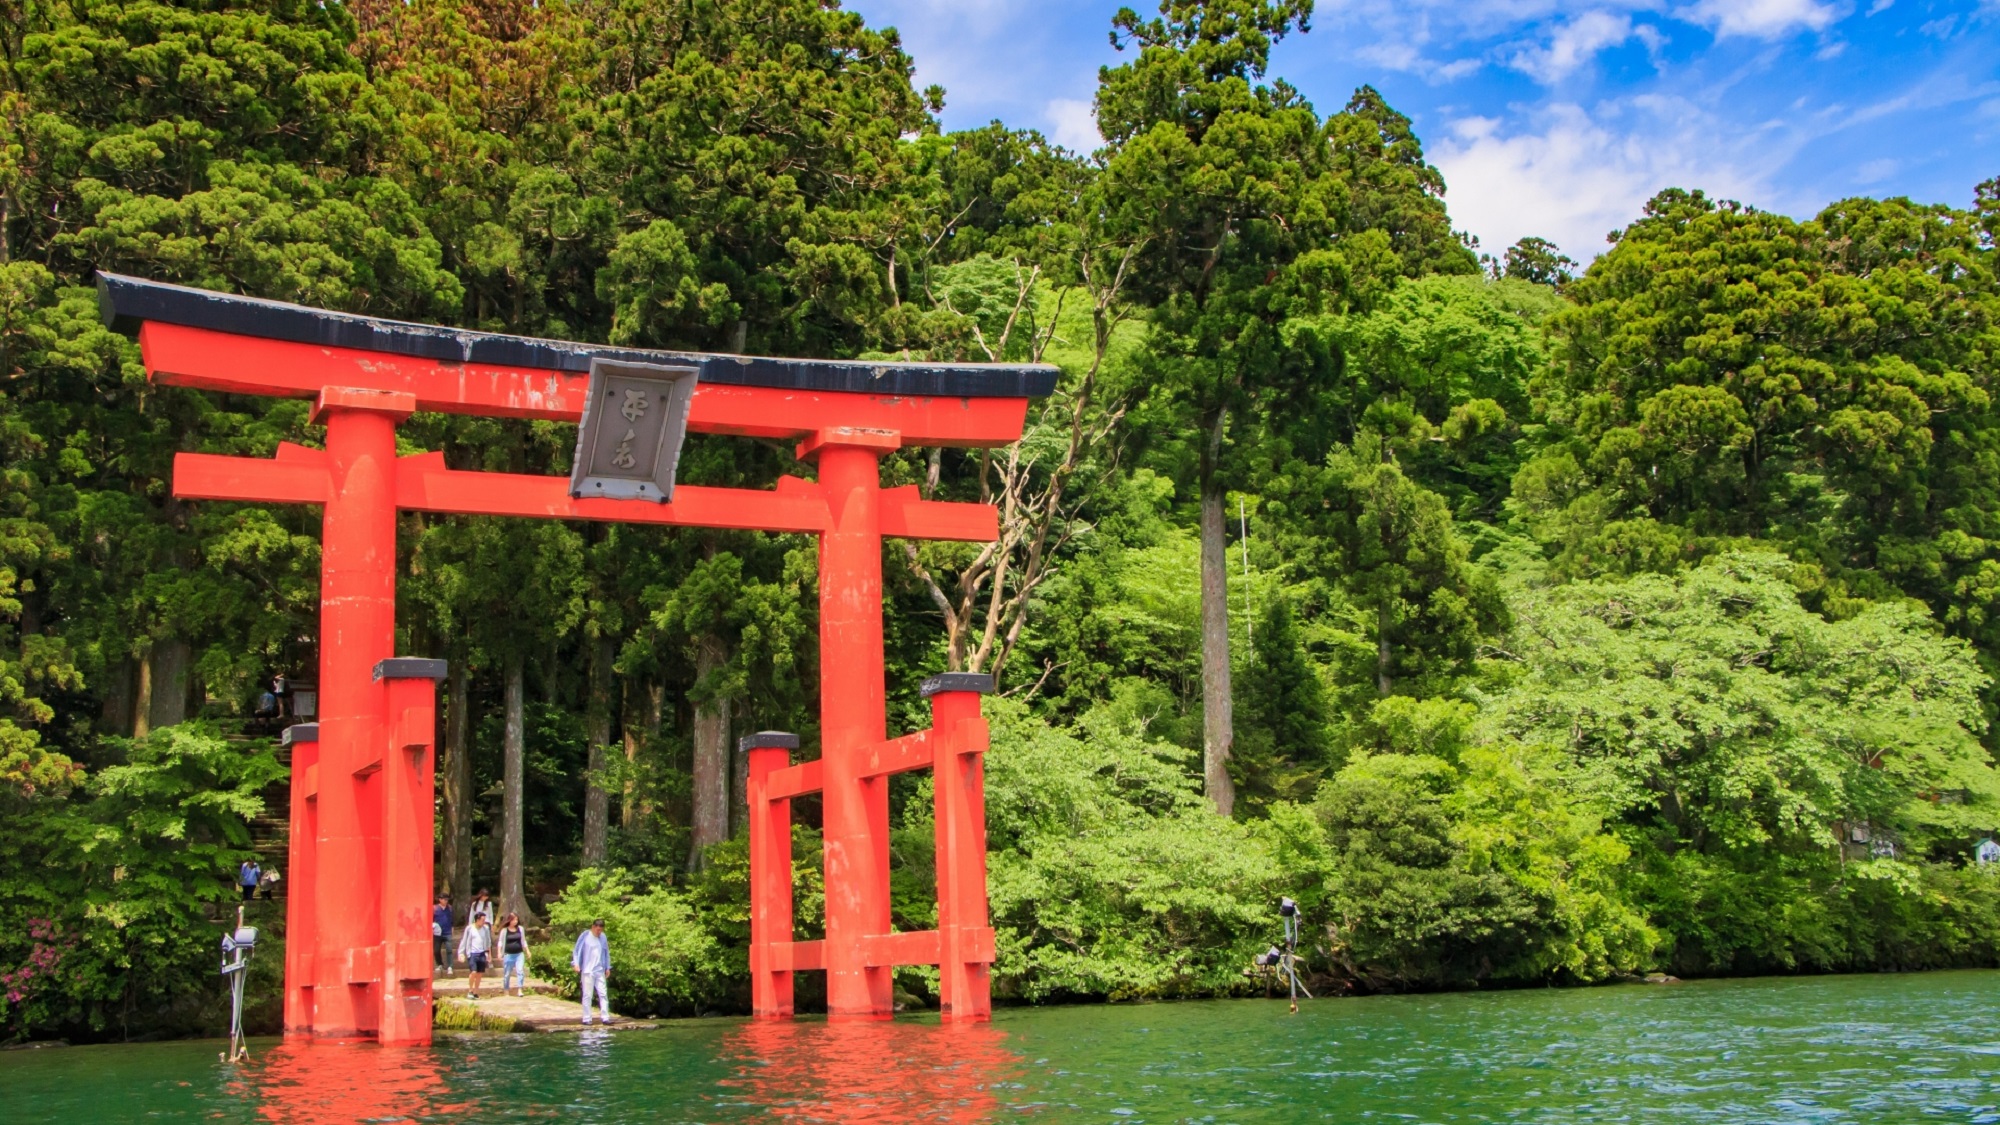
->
1285 908 1297 1013
220 905 254 1063
1278 896 1310 1013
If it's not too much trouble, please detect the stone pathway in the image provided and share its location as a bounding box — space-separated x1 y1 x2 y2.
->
432 972 656 1033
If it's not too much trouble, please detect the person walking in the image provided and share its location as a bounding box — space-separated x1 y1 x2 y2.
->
432 894 454 977
497 912 532 997
457 913 493 999
570 919 612 1025
237 859 261 903
468 889 495 928
259 866 280 901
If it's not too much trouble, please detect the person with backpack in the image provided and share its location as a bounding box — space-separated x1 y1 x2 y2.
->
457 913 493 999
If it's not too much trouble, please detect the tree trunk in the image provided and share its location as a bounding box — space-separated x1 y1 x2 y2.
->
687 633 732 869
441 660 473 905
1376 602 1394 697
621 682 642 830
499 654 539 924
144 638 190 733
583 636 613 867
101 659 135 736
132 648 152 739
1199 460 1236 818
731 713 751 843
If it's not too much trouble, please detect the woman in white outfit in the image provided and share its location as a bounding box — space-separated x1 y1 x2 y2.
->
570 919 612 1025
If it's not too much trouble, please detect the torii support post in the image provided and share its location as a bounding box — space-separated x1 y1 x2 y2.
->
746 674 996 1021
375 658 445 1046
280 722 319 1036
927 674 995 1022
745 731 802 1019
309 389 409 1042
805 428 897 1018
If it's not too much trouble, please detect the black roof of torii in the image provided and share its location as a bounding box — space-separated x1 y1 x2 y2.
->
97 272 1058 400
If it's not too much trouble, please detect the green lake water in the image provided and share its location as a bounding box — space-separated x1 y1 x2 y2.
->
5 971 1997 1123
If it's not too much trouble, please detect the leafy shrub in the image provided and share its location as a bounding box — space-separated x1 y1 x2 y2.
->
0 723 283 1042
532 867 732 1017
980 699 1282 1001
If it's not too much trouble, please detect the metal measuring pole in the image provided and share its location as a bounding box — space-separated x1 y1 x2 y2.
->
220 905 257 1062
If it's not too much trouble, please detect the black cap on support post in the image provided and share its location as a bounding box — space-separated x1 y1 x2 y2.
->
281 723 319 746
738 731 801 753
373 658 448 681
920 673 995 699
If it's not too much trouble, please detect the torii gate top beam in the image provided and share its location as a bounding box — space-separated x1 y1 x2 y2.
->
98 273 1058 447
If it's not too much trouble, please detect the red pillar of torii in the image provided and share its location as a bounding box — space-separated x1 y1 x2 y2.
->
99 273 1053 1042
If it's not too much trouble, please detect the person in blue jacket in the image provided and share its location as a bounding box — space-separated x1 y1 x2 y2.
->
571 920 613 1025
432 894 454 976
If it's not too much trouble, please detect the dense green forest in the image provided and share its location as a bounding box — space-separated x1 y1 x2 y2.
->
4 0 2000 1041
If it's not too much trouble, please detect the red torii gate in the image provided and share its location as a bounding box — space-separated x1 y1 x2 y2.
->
99 273 1053 1044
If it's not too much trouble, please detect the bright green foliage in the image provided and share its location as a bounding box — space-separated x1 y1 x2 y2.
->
0 723 280 1040
1279 739 1653 989
978 698 1280 1000
1488 552 2000 971
1290 437 1507 703
1529 189 2000 676
1230 594 1331 811
1291 275 1549 516
1101 4 1474 488
534 867 730 1017
1491 552 1997 854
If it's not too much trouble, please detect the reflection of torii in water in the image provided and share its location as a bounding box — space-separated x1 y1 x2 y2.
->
721 1019 1022 1121
240 1021 1022 1121
100 273 1054 1045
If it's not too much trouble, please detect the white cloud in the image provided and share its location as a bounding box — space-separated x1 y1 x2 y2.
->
1509 10 1636 83
1355 39 1426 73
1044 98 1100 152
1433 100 1772 260
1682 0 1839 39
1854 158 1899 183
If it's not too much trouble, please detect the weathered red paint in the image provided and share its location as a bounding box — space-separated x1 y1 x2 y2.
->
813 439 895 1019
931 687 995 1021
376 671 439 1045
309 400 401 1040
747 742 795 1018
282 729 319 1035
144 313 1019 1043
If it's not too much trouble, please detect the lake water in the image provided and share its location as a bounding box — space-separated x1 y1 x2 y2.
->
5 971 1997 1123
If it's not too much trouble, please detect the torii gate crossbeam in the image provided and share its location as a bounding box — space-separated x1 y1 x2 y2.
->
98 274 1053 1044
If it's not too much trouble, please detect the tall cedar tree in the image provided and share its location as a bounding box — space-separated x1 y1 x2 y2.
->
1097 0 1474 813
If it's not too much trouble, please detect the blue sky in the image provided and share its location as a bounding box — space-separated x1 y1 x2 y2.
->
845 0 2000 262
